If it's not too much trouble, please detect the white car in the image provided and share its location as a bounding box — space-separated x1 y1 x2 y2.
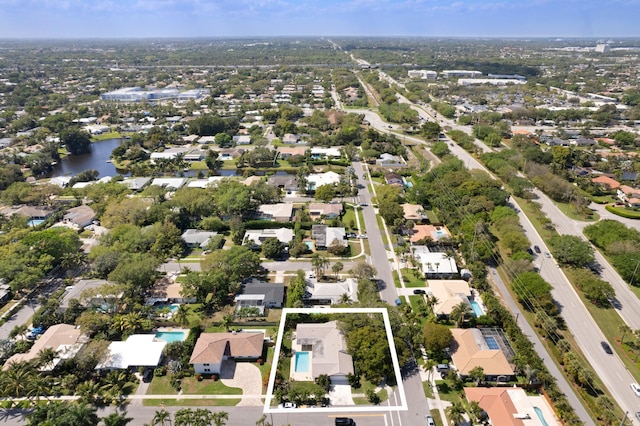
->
631 382 640 397
278 402 297 409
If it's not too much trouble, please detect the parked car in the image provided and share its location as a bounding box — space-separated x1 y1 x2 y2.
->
413 289 426 295
601 341 613 354
544 252 551 258
425 415 436 426
278 402 297 409
142 369 154 383
631 382 640 397
335 418 355 426
395 298 402 306
533 245 541 254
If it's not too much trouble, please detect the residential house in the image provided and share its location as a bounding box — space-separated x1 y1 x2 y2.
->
181 229 218 249
97 334 167 371
410 225 452 244
282 133 300 144
450 328 515 382
267 174 299 192
60 279 123 311
293 321 353 381
150 178 186 190
428 280 472 318
0 282 10 306
307 171 341 191
617 185 640 206
3 324 86 371
376 153 404 167
148 276 196 304
120 177 151 191
49 176 72 187
310 147 341 160
218 148 245 161
187 177 226 189
305 278 358 305
277 146 307 159
312 225 346 250
412 246 458 278
190 332 265 375
257 203 294 222
384 172 404 186
464 387 560 426
243 228 294 247
63 205 95 229
308 203 343 220
1 205 57 224
233 135 252 145
591 175 620 190
234 280 285 314
401 204 426 222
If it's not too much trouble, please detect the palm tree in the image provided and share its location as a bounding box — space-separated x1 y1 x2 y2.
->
211 411 229 426
445 401 466 426
1 362 34 398
220 314 234 332
424 294 439 315
34 347 58 369
152 409 172 426
449 302 472 327
523 364 538 384
102 411 134 426
332 261 344 279
76 380 103 404
311 253 329 278
423 359 437 383
619 324 632 344
339 293 352 305
173 304 190 327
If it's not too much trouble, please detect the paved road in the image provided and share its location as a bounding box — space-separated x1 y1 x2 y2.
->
516 198 639 422
489 266 595 426
530 189 640 330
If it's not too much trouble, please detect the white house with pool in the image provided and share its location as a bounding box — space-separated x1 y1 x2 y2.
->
291 321 353 382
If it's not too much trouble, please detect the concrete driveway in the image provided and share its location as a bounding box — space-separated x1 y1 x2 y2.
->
220 360 263 406
328 378 354 406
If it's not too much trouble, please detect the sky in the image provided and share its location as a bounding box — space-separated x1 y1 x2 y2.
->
0 0 639 39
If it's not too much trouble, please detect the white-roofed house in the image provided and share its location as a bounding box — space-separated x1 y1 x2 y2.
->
243 228 294 248
413 246 458 279
97 334 167 371
306 171 341 191
181 229 218 249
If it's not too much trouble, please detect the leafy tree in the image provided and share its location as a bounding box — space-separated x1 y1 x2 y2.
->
261 237 285 260
314 184 336 203
327 239 348 256
332 261 344 279
449 302 472 327
62 129 92 155
27 401 99 426
468 365 485 385
352 261 377 281
549 235 594 267
423 322 452 354
201 246 261 283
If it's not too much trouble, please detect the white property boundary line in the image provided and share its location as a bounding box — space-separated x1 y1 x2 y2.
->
264 307 408 414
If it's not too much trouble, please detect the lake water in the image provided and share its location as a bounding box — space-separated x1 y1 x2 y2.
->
51 138 122 178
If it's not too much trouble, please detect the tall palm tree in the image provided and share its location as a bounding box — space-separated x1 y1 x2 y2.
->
34 347 58 369
339 293 353 305
445 401 466 426
211 411 229 426
220 314 234 332
152 409 172 426
332 261 344 279
619 324 632 344
449 302 472 328
173 304 190 327
102 411 133 426
1 362 34 398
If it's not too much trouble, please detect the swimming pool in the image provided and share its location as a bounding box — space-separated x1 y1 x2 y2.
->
294 351 310 373
155 331 187 343
469 300 484 317
304 241 313 250
484 336 500 350
155 303 180 313
534 407 549 426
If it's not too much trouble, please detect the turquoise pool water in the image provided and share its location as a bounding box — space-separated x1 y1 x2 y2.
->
534 407 549 426
155 331 187 343
469 300 484 317
155 303 180 313
294 351 310 373
304 241 313 250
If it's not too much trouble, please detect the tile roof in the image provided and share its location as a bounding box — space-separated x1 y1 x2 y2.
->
190 332 264 364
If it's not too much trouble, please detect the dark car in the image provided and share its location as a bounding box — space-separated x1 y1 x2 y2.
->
413 289 426 295
335 418 355 426
143 369 154 382
533 245 541 254
601 341 613 354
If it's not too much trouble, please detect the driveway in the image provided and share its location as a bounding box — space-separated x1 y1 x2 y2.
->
220 360 263 406
328 377 354 406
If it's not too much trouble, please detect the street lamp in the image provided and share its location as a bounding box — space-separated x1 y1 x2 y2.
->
631 259 640 285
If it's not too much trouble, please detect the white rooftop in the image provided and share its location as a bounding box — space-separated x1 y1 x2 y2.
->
97 334 166 370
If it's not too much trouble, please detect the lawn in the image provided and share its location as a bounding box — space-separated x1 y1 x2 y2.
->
143 398 241 407
91 131 121 141
342 207 359 232
400 268 426 287
181 377 242 395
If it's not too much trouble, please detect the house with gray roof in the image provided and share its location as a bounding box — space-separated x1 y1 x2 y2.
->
312 225 347 250
181 229 218 249
234 280 284 314
293 320 353 381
